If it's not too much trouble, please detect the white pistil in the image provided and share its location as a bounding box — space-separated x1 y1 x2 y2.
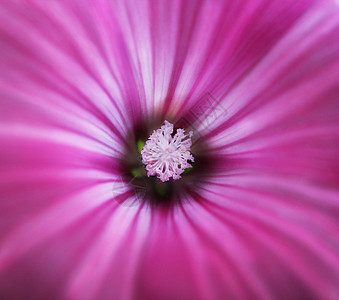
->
141 120 194 182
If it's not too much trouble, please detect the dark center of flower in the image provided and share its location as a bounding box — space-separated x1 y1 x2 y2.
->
117 116 213 207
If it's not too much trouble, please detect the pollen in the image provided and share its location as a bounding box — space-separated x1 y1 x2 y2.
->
141 120 194 182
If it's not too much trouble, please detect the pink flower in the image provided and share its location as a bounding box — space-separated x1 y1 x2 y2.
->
1 1 339 300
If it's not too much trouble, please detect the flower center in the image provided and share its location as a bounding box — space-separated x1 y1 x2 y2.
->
141 120 194 182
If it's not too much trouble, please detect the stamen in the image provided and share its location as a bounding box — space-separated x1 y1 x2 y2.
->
141 120 194 182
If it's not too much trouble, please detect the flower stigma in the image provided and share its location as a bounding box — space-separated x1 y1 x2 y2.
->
141 120 194 182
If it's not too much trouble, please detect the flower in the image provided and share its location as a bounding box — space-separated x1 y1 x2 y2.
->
1 1 339 300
